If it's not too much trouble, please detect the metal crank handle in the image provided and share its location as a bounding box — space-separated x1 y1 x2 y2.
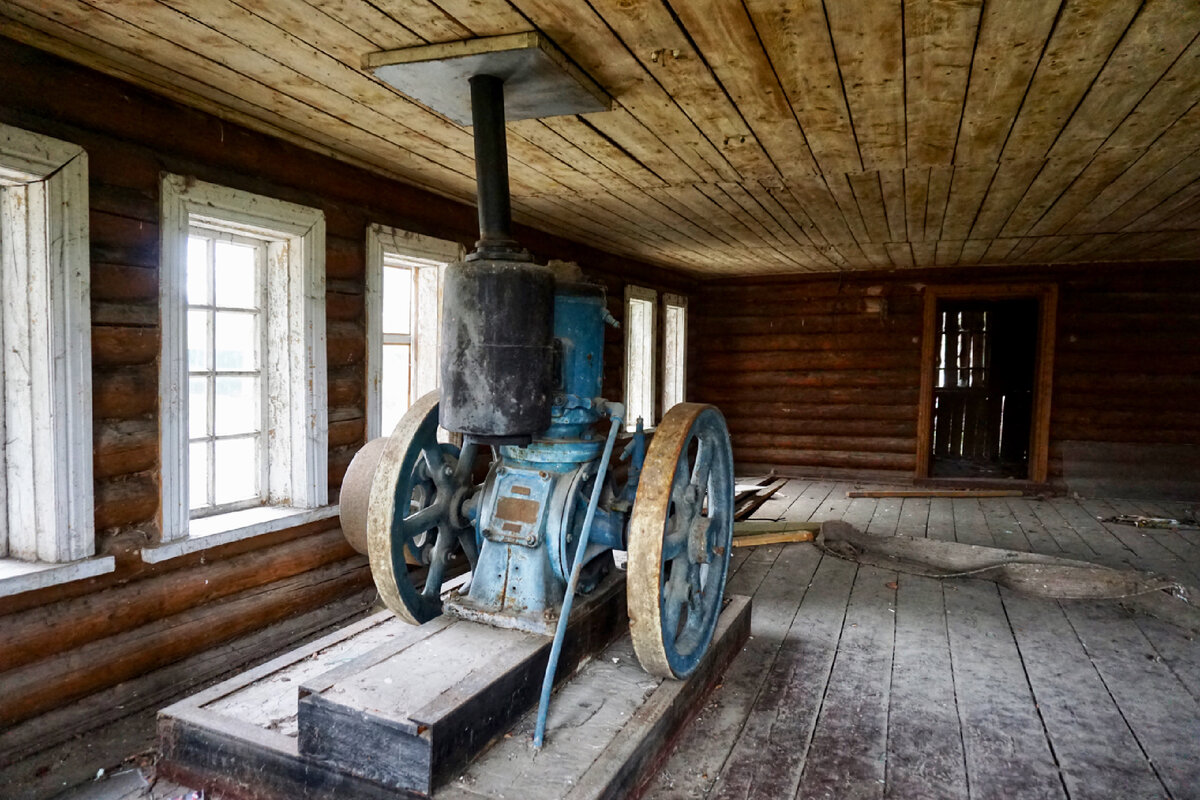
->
533 402 624 748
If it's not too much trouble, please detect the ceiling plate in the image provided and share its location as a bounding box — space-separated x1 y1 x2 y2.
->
365 32 611 126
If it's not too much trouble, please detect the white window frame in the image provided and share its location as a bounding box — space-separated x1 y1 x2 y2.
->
662 293 688 413
624 284 658 432
0 124 110 595
365 223 461 440
154 174 329 560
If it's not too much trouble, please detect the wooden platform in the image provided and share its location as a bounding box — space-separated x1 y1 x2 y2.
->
156 572 751 800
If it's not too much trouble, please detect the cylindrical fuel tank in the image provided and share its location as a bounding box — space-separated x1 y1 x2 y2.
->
439 259 555 437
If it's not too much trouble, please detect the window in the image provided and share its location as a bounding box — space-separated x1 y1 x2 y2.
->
158 174 328 550
662 293 687 413
624 285 657 431
365 224 459 440
0 123 97 575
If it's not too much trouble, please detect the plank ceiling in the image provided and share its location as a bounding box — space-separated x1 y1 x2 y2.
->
3 0 1200 277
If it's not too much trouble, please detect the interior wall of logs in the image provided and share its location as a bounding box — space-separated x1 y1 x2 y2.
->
694 264 1200 498
0 37 692 747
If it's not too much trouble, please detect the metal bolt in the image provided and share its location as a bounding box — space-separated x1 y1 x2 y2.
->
497 466 507 476
538 470 549 480
443 465 454 477
526 534 537 546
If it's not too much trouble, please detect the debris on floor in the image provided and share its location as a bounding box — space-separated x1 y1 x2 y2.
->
1100 513 1199 530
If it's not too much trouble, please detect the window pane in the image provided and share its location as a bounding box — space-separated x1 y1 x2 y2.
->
626 296 654 430
214 437 258 505
187 236 209 305
382 265 413 335
188 309 210 371
214 311 258 371
189 441 209 510
214 376 259 436
189 377 209 439
214 240 257 308
381 343 411 435
664 303 686 411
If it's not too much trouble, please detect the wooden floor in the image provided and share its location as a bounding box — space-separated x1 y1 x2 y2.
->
55 481 1200 800
645 481 1200 800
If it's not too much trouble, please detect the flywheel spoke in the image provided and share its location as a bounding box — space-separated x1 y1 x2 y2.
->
404 503 443 537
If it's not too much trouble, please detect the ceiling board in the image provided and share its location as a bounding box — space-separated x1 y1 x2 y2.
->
1 0 1198 276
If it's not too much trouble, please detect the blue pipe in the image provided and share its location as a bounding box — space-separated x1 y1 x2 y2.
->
533 402 624 748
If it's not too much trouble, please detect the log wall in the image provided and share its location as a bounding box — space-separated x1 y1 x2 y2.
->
0 34 693 756
694 264 1200 498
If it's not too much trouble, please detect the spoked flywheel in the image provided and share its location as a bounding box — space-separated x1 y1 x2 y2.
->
628 403 734 679
367 390 482 624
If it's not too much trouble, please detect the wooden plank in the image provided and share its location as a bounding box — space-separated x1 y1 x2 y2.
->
885 575 967 799
732 530 815 548
824 0 905 170
659 0 821 182
848 488 1024 498
1048 0 1200 161
904 0 982 166
1001 0 1140 160
795 565 896 798
645 542 820 799
954 0 1060 163
943 580 1066 799
744 0 861 174
704 552 855 800
1061 601 1200 799
1000 589 1168 798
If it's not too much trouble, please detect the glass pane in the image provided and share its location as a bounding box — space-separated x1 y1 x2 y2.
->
214 311 257 371
215 376 259 436
187 309 210 371
381 343 411 435
186 236 209 305
214 437 258 505
189 441 209 510
214 240 258 308
382 265 412 335
189 377 209 438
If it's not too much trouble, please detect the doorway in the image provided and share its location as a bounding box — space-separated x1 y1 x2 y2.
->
916 285 1057 484
930 299 1038 478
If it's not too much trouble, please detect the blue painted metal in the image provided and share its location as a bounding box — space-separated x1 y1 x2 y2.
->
447 282 645 631
533 404 623 748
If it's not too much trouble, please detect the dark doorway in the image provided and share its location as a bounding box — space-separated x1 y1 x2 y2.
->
930 298 1039 479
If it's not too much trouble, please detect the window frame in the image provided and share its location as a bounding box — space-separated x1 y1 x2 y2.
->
364 223 461 440
0 123 95 567
624 284 658 432
158 173 328 549
662 293 688 414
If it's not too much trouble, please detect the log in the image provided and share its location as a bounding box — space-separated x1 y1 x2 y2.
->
697 313 921 336
732 433 916 454
328 417 365 449
90 263 157 302
326 291 365 322
326 235 364 280
94 474 158 530
0 529 359 674
726 418 916 437
701 331 919 353
90 181 156 222
0 558 372 728
88 209 157 268
328 367 364 407
715 402 917 421
698 386 920 405
697 368 917 390
326 326 366 367
91 325 159 366
697 349 917 372
730 447 916 471
93 365 157 418
93 418 157 479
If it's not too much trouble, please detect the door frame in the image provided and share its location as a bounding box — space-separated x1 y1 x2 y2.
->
915 284 1058 483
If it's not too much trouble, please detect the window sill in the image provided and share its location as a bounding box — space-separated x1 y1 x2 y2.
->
0 555 117 598
140 505 340 564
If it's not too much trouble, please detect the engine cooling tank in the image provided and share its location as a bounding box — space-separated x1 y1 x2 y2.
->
439 259 555 437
